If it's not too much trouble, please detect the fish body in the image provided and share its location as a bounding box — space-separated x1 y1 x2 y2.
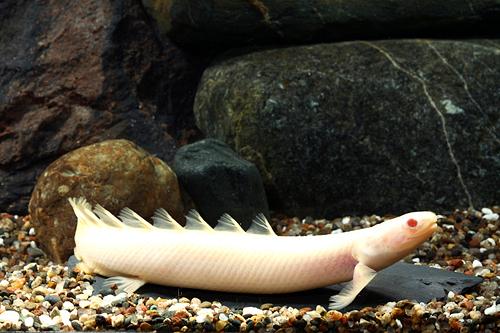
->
69 198 437 309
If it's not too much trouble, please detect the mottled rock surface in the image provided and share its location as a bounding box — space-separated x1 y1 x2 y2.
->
29 139 184 263
143 0 500 49
173 139 269 229
195 39 500 216
0 0 204 213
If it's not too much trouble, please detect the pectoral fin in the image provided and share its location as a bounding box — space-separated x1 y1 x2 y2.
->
329 262 377 310
102 276 146 294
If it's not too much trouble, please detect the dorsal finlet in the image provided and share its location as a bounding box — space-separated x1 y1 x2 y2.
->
152 208 183 230
214 213 245 233
68 197 100 227
119 207 155 230
185 210 213 232
247 213 276 236
93 204 124 228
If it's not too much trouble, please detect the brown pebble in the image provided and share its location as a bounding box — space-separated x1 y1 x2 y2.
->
449 318 462 330
468 238 481 248
215 320 227 331
459 299 474 311
67 281 78 289
260 303 273 310
447 258 464 268
139 322 153 331
10 278 25 290
299 307 312 315
326 310 343 321
390 307 404 318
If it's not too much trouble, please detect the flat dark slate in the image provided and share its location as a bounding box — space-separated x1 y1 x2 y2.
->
68 257 482 311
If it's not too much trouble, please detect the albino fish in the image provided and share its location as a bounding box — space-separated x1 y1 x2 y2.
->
68 197 437 310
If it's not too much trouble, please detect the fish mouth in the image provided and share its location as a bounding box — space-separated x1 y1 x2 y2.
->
408 220 438 239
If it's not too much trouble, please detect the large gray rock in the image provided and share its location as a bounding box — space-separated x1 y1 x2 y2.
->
143 0 500 50
173 139 269 229
195 40 500 217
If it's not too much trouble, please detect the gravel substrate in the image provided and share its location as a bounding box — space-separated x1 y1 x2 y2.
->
0 207 498 332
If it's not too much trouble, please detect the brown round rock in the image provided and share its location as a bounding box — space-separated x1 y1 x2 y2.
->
29 139 184 263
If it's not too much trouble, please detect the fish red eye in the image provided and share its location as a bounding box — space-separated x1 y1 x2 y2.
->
407 218 418 228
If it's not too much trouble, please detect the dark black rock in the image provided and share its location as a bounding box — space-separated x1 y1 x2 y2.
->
195 39 500 216
173 138 269 229
143 0 500 51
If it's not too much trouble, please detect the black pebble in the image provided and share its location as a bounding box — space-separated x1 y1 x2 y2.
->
203 322 215 331
245 318 254 330
71 321 82 330
95 315 107 327
294 318 307 329
154 324 171 332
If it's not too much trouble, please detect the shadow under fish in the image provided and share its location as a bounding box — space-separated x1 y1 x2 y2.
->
67 256 482 312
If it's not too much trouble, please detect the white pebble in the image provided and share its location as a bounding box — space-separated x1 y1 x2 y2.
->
481 208 493 215
39 314 54 327
114 292 128 304
62 301 75 310
444 302 457 312
306 310 321 319
472 260 483 269
218 313 228 321
12 299 24 307
449 312 464 320
0 311 20 324
59 310 71 326
0 280 9 288
484 302 499 315
101 295 116 308
242 306 263 316
476 268 491 277
24 316 34 328
55 280 65 293
302 313 312 322
341 217 350 225
0 238 3 246
315 305 326 313
168 302 189 312
412 258 420 263
447 291 455 299
195 308 214 323
28 227 36 236
78 300 91 308
483 213 499 221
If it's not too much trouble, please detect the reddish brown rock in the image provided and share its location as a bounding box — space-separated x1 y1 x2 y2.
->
0 0 204 213
29 139 184 263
